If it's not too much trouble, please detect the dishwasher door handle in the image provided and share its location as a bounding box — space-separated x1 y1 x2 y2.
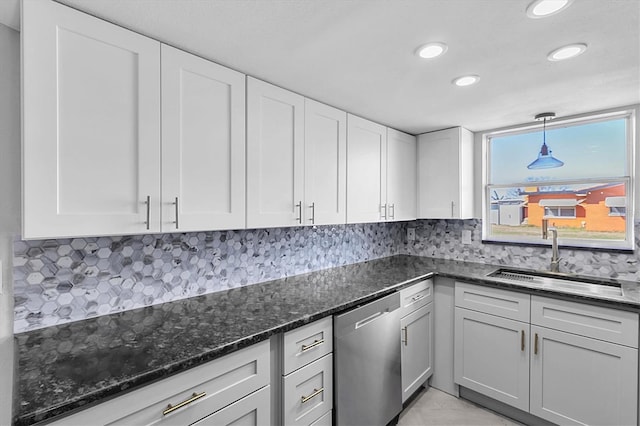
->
355 310 388 329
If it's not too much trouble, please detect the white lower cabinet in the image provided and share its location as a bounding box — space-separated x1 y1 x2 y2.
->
454 308 530 411
281 317 334 426
399 280 434 403
49 341 270 426
530 325 637 426
454 281 639 426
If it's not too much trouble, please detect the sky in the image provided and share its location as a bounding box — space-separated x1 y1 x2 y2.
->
489 118 627 184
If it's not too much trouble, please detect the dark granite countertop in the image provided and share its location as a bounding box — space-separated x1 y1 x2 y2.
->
13 255 640 425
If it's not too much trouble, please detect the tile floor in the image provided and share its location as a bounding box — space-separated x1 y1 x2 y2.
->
398 387 523 426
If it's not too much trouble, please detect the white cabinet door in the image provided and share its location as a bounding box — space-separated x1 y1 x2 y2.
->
193 386 270 426
454 308 530 412
387 128 417 222
346 114 387 223
161 45 245 232
247 77 304 228
401 303 433 402
22 0 161 238
304 99 347 226
417 127 473 219
530 326 638 426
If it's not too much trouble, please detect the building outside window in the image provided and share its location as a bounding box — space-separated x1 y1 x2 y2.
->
483 109 635 250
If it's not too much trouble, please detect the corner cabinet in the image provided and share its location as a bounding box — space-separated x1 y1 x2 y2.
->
161 44 246 232
417 127 473 219
246 77 305 228
22 0 161 238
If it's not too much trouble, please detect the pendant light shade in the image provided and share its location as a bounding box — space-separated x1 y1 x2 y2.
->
527 112 564 169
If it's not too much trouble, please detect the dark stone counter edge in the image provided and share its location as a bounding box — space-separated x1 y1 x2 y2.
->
16 262 640 425
16 273 435 426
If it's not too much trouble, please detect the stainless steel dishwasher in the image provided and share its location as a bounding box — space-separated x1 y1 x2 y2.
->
334 292 402 426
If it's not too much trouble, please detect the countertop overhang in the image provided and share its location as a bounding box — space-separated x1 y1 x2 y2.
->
12 255 640 425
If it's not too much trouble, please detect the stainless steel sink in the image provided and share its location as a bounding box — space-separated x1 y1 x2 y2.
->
487 269 623 298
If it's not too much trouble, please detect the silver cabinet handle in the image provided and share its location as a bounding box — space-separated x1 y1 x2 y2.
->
173 197 179 229
301 388 324 404
301 339 324 352
451 201 455 218
389 203 395 220
296 201 302 224
309 202 315 224
144 195 150 230
163 391 206 416
381 203 387 220
402 326 408 346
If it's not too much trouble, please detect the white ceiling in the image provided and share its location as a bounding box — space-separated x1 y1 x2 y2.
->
2 0 639 134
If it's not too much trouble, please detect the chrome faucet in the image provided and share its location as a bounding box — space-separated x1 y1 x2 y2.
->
542 219 561 272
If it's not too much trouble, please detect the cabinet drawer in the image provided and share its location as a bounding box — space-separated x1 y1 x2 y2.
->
50 340 270 426
193 385 270 426
399 279 433 317
283 354 333 426
455 281 530 322
531 296 639 347
309 410 332 426
283 317 333 374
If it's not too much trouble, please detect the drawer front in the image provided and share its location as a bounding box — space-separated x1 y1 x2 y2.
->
51 340 270 425
455 281 530 322
531 296 639 347
309 410 332 426
192 385 270 426
399 279 433 317
284 316 333 374
283 353 333 426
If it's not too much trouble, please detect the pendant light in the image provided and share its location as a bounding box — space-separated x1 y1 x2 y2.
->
527 112 564 169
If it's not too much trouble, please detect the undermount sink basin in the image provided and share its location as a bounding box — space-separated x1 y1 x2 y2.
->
487 269 623 298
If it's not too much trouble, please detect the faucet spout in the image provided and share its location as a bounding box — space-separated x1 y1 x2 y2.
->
542 219 561 272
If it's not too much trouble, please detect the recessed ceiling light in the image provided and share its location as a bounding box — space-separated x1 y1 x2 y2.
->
526 0 573 18
452 75 480 87
547 43 587 61
415 42 448 59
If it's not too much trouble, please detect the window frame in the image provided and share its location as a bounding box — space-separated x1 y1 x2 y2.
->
482 108 636 251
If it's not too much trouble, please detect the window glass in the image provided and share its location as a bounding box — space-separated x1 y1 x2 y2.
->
484 112 633 250
489 119 627 184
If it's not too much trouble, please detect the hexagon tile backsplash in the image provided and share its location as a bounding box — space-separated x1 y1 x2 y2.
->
13 223 405 332
15 219 640 333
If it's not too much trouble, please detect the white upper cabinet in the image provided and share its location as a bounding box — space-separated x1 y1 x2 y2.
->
22 0 161 238
161 45 246 232
417 127 474 219
246 77 305 228
346 114 387 223
304 99 347 226
386 128 417 221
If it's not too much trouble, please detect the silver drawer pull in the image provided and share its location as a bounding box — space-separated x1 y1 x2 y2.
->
163 391 206 416
301 339 324 352
411 294 424 302
301 387 324 404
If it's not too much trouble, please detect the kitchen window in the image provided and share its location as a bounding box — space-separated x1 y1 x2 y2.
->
483 109 635 250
